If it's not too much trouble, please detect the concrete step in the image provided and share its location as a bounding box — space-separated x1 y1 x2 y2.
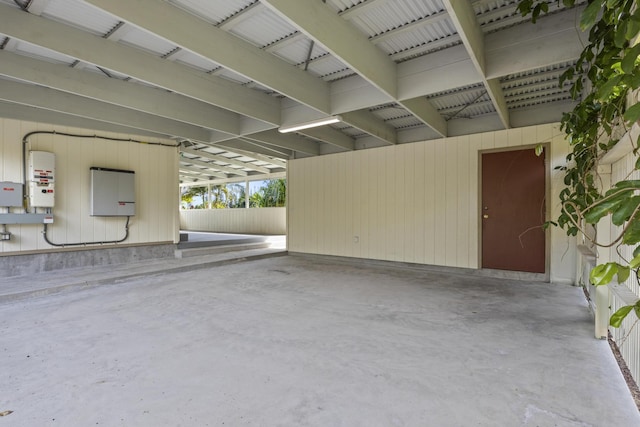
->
175 241 271 259
0 248 287 304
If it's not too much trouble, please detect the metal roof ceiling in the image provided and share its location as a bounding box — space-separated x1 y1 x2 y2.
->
0 0 588 183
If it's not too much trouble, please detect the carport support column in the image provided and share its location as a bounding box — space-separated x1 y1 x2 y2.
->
245 180 250 209
594 165 612 340
207 184 212 209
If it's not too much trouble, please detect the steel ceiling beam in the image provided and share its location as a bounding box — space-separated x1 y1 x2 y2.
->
262 0 396 98
180 147 271 174
0 49 241 136
85 0 331 114
180 157 248 177
0 3 281 125
0 100 169 140
179 165 227 179
0 79 212 142
243 129 321 156
442 0 510 129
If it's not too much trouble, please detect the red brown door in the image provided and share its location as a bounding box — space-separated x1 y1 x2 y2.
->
481 148 546 273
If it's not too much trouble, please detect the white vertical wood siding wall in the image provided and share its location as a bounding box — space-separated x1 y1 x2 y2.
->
288 123 576 284
180 207 286 235
608 149 640 385
0 118 179 254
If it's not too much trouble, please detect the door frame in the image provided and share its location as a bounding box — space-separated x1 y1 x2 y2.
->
477 143 551 280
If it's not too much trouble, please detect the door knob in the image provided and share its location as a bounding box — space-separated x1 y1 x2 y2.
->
483 214 489 219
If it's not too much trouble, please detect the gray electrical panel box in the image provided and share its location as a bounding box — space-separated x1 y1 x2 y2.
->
90 167 135 216
0 182 23 207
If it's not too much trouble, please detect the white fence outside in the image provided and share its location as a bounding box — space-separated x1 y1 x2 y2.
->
180 207 286 235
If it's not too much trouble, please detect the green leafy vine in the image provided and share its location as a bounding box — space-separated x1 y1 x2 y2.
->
517 0 640 327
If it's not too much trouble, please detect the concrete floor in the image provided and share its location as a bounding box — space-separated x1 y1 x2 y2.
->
1 254 639 426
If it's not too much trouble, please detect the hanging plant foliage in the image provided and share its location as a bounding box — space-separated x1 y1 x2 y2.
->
517 0 640 325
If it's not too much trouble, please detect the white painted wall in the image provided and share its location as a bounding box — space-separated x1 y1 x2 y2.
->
0 118 179 254
180 207 286 235
288 123 576 284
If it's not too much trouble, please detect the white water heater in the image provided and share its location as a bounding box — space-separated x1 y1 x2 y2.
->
28 151 55 208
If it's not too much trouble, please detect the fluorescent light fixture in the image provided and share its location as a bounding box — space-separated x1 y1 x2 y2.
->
278 115 342 133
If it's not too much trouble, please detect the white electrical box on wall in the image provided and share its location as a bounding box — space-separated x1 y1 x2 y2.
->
28 151 55 208
90 167 135 216
0 182 23 207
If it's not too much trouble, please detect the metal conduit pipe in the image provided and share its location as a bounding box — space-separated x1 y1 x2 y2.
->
42 216 131 248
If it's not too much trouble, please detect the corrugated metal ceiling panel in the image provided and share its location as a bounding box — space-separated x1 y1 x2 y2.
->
327 0 360 13
173 50 220 73
266 35 352 79
41 0 118 36
475 0 587 33
11 39 76 65
245 81 282 97
388 116 425 129
370 103 408 121
369 103 424 130
428 84 487 110
501 61 575 108
502 61 575 84
322 69 357 82
168 0 256 25
214 68 252 85
117 26 178 57
475 0 521 28
333 124 366 138
347 0 445 38
270 36 325 66
391 37 462 62
226 5 297 48
375 20 457 57
427 83 498 119
306 55 353 81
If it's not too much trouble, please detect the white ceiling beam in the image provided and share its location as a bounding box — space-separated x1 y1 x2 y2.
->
85 0 331 114
442 0 486 72
484 5 587 79
261 0 450 137
510 99 577 128
179 165 227 179
390 34 462 62
398 97 447 137
0 100 169 139
341 110 397 145
331 75 392 115
0 79 212 142
218 2 262 30
262 0 397 99
179 171 287 188
180 157 248 177
211 145 287 169
244 129 321 155
298 126 355 151
338 0 391 20
216 139 293 160
397 45 480 100
0 3 280 125
180 147 271 174
103 21 131 41
370 11 449 45
24 0 49 15
263 32 306 53
442 0 510 129
0 50 242 135
315 8 584 116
